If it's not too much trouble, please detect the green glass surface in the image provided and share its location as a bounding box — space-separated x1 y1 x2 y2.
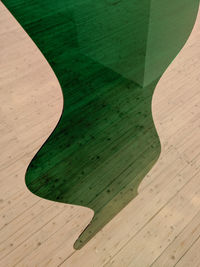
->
3 0 199 249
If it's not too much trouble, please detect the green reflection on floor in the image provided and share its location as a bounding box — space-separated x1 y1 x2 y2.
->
3 0 199 249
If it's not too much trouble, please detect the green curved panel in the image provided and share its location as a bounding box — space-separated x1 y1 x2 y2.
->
3 0 199 249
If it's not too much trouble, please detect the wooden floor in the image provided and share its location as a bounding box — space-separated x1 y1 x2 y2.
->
1 2 200 266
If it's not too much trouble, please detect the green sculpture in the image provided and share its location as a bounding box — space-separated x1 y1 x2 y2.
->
3 0 199 249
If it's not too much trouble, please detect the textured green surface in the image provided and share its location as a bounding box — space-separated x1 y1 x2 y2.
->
3 0 199 249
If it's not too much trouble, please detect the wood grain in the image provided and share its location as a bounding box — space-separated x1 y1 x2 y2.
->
0 2 200 266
